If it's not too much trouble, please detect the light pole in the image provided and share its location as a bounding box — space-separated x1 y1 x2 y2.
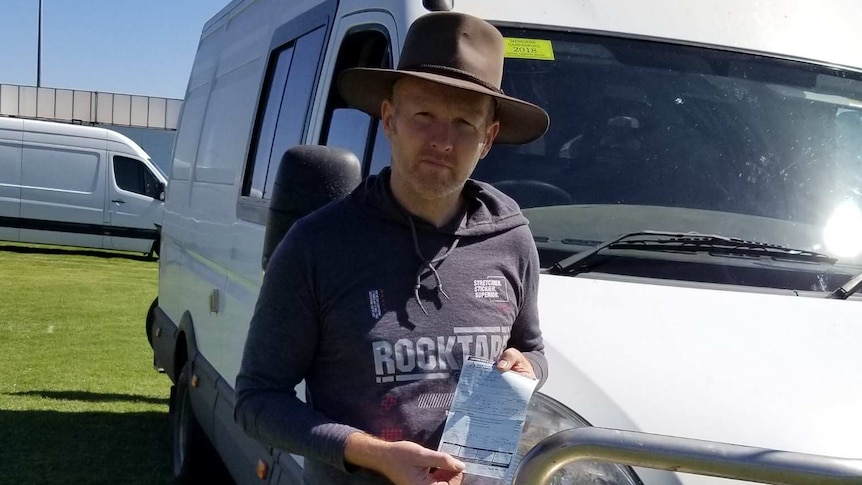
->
37 0 42 87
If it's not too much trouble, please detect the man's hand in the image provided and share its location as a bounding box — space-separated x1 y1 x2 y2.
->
379 441 465 485
495 347 536 379
345 432 465 485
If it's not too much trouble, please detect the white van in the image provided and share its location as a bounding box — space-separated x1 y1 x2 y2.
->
148 1 862 484
0 117 166 254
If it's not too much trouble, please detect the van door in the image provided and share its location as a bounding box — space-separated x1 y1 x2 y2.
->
0 119 23 243
107 153 163 252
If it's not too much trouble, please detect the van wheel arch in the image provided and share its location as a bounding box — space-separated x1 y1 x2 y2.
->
175 311 198 380
145 297 158 347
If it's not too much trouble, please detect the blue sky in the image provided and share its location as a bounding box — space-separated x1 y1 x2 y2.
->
0 0 225 99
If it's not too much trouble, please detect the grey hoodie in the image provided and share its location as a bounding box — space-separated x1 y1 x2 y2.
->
235 168 546 484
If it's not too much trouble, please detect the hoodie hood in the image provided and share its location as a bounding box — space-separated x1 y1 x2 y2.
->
348 167 531 315
351 167 530 237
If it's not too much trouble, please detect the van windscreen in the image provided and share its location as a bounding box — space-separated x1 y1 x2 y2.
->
474 28 862 265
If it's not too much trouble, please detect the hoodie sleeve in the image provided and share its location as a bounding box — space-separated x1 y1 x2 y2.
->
234 222 360 472
508 227 548 388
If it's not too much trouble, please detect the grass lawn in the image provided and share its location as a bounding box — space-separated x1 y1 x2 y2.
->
0 242 172 484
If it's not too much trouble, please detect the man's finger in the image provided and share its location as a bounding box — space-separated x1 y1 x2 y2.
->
431 467 464 484
417 450 466 472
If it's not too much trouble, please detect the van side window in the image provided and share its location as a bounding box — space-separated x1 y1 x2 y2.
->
114 156 160 199
244 26 327 200
319 28 392 176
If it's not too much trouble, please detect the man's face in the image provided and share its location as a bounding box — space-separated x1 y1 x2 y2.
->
381 77 500 202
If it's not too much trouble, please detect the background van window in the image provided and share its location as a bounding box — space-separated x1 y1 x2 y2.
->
114 155 160 198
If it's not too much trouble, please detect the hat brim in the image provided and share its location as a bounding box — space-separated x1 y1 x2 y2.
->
338 67 549 145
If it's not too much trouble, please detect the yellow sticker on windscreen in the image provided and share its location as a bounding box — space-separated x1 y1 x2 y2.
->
504 38 555 61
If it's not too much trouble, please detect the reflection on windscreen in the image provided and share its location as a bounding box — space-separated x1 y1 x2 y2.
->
475 28 862 260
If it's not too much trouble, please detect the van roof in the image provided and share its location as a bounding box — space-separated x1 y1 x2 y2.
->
0 116 152 160
203 0 862 71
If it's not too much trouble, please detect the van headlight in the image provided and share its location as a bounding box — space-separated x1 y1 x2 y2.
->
507 392 643 485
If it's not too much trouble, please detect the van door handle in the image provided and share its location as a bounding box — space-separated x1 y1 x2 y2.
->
112 199 125 204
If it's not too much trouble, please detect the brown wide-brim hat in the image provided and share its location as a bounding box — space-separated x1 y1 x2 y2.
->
337 12 549 145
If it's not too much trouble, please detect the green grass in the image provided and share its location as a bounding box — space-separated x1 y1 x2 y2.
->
0 242 172 484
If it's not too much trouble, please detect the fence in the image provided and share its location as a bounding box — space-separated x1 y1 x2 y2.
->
0 83 182 130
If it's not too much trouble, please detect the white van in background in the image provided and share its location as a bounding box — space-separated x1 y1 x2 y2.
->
0 117 166 254
148 1 862 484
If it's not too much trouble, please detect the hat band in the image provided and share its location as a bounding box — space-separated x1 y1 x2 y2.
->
402 64 505 95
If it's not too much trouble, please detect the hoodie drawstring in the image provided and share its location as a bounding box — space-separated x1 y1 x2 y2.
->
407 216 460 315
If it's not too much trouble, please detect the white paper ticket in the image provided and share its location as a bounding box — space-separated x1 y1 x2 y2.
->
438 357 538 479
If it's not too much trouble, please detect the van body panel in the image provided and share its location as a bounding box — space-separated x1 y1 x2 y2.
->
0 117 165 253
152 1 862 484
106 130 152 160
157 1 341 481
222 0 353 390
158 183 194 334
539 275 862 455
0 118 23 242
161 0 339 384
19 122 108 249
158 0 302 378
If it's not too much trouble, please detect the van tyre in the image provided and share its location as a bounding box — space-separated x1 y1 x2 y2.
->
172 362 233 484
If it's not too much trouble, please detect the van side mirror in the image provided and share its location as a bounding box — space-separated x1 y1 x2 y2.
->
262 145 362 270
158 182 166 201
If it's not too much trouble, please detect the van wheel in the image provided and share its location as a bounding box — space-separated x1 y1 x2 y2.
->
172 362 232 484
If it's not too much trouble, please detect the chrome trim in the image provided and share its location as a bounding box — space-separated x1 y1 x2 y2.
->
513 427 862 485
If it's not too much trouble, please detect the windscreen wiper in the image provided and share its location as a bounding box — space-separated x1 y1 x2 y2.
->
550 230 836 275
827 270 862 299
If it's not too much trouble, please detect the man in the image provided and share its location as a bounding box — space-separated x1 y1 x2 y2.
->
235 11 549 485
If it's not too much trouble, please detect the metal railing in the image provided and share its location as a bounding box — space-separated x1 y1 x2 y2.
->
513 427 862 485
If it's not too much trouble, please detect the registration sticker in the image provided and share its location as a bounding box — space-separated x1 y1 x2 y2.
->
504 38 555 61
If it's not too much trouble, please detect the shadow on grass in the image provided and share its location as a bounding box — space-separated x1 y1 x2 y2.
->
0 243 156 262
0 409 172 485
10 390 169 406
